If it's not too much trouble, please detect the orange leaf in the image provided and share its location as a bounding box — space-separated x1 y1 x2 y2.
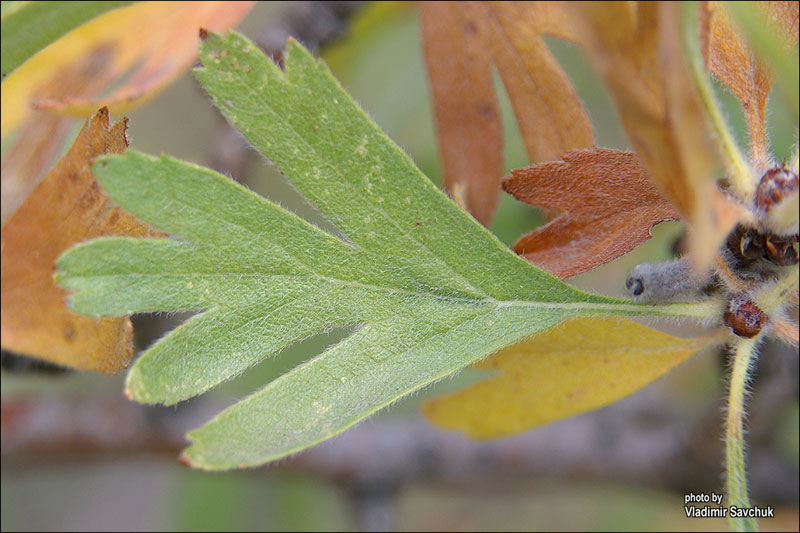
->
481 2 594 162
701 1 799 170
1 1 253 224
420 2 503 226
502 148 680 278
1 108 163 373
422 317 721 439
420 1 593 226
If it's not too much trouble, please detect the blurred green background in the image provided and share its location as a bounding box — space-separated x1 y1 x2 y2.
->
2 2 798 531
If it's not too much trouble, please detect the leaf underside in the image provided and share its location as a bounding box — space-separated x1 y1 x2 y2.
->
57 31 665 470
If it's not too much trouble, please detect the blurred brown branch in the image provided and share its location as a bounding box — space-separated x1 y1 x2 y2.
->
4 344 796 505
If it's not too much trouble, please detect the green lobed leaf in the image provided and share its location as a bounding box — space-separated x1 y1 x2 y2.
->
0 0 133 79
56 30 710 470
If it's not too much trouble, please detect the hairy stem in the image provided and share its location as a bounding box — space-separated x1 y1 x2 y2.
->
726 337 759 532
682 2 754 196
754 264 800 312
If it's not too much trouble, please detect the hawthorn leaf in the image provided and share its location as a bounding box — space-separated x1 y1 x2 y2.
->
1 1 253 136
480 1 594 161
56 32 707 470
1 107 162 373
574 3 726 273
420 2 503 226
701 1 799 170
0 0 132 79
419 1 593 226
421 317 722 438
502 148 681 278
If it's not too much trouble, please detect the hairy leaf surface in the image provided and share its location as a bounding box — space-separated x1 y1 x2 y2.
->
57 31 699 470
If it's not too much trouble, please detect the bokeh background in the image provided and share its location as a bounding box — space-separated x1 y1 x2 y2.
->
2 2 798 531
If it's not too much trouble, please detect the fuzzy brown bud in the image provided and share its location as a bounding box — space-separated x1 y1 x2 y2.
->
723 294 767 338
756 166 798 212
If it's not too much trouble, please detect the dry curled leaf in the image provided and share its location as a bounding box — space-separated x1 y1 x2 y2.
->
1 108 162 373
420 2 503 226
420 1 592 226
422 317 721 438
480 1 594 162
700 1 799 171
503 149 681 278
574 2 716 225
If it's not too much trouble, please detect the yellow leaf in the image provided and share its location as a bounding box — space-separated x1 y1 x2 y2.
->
421 317 720 438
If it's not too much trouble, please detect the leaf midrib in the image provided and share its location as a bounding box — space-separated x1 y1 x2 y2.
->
67 269 695 318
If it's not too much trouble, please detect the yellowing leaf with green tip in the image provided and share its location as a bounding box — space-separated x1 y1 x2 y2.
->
421 317 721 438
1 1 253 136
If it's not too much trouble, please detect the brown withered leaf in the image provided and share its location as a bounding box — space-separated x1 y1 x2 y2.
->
572 3 725 274
420 2 503 226
420 1 593 226
480 2 594 162
573 3 715 223
503 148 681 278
701 1 799 170
1 108 162 373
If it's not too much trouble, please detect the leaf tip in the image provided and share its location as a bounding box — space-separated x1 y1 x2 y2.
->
179 452 194 468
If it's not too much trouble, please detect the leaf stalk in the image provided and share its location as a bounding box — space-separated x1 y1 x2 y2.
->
682 2 755 197
725 337 759 532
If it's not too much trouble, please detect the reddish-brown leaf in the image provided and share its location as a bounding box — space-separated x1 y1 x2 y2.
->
1 108 163 373
420 2 503 226
503 148 681 278
700 1 799 170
